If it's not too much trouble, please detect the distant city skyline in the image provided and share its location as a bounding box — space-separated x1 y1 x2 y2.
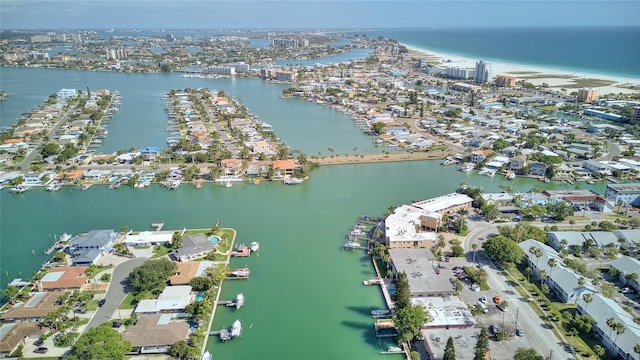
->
1 1 639 30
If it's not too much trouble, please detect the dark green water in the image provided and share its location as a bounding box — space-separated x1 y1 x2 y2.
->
0 66 608 359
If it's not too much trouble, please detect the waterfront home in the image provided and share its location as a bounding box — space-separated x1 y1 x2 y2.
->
22 171 42 185
68 229 117 266
36 266 88 291
508 155 527 173
1 291 66 322
272 159 299 177
170 234 216 262
221 159 243 176
54 169 84 182
140 147 161 161
480 193 514 207
387 248 455 297
575 294 640 360
609 256 640 293
528 161 548 177
122 315 190 355
170 261 215 286
134 286 193 315
0 323 46 357
519 239 596 303
468 149 494 164
123 230 173 248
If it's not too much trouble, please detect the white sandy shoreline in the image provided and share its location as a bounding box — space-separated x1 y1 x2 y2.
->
402 43 640 94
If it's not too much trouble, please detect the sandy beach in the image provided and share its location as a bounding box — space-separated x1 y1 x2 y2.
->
405 44 640 95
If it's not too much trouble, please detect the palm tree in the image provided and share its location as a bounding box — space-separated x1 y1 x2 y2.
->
633 343 640 359
582 293 593 312
548 258 557 277
472 243 478 265
500 300 509 328
614 322 625 343
474 268 488 285
606 317 616 340
569 219 575 229
525 267 533 283
539 269 547 287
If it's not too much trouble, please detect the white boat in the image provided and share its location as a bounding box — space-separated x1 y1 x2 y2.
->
46 183 61 192
201 351 212 360
230 320 242 338
387 347 402 353
457 163 475 172
250 241 259 252
10 185 30 193
225 181 232 188
169 180 181 189
235 293 245 309
371 309 390 317
284 177 304 185
230 268 250 277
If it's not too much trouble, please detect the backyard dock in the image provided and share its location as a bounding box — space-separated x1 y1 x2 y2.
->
151 222 164 231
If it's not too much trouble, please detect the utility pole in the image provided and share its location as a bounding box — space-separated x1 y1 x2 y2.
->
514 307 519 333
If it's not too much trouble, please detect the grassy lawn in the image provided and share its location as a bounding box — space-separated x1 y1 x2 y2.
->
119 293 137 310
151 244 172 258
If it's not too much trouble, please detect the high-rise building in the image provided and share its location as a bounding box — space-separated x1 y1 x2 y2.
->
578 88 599 103
630 107 640 124
106 48 127 60
474 61 490 84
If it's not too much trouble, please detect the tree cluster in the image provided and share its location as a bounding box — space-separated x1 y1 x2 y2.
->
482 235 525 264
66 324 132 360
129 258 177 297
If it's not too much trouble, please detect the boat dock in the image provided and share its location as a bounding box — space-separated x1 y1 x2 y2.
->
151 222 164 231
363 277 382 286
44 234 71 255
230 246 250 257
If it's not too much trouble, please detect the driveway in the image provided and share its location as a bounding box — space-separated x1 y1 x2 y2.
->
85 257 148 330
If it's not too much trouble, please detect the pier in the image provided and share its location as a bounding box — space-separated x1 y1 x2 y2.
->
151 222 164 231
230 246 250 257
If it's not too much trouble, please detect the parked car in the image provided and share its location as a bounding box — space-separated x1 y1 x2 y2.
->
98 299 106 307
33 347 48 354
33 339 43 347
489 324 500 334
480 295 487 303
493 295 501 304
515 328 524 337
471 284 480 292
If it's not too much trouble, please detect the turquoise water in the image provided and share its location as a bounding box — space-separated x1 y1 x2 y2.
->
370 27 640 79
209 236 221 244
195 293 205 302
0 67 609 359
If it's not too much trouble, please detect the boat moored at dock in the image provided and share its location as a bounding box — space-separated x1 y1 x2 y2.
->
230 319 242 338
10 185 31 193
250 241 259 252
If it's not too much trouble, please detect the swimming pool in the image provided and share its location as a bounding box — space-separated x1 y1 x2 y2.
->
209 236 221 244
195 292 205 301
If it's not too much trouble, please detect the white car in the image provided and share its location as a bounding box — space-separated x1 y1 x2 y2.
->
480 295 487 303
471 284 480 292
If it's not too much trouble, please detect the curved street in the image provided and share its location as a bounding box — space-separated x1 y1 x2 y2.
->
85 257 148 331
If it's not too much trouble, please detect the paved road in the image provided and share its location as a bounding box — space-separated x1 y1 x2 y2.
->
464 219 572 360
85 257 148 330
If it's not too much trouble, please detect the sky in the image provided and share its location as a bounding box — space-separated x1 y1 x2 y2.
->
1 1 639 30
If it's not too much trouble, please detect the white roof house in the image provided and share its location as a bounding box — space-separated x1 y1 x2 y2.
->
134 285 193 314
385 205 438 248
413 193 473 214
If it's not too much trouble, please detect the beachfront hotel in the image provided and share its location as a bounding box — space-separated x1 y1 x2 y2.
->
578 88 599 103
474 60 490 84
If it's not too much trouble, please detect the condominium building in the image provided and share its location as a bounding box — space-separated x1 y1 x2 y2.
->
605 183 640 207
578 88 599 103
630 107 640 124
106 48 127 60
494 75 516 87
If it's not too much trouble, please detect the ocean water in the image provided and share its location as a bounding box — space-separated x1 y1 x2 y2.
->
371 27 640 79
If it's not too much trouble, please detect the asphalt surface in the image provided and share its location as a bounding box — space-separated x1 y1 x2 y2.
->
464 217 574 360
85 257 148 330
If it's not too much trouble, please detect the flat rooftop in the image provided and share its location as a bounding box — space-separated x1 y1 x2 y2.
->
412 296 476 328
388 248 454 295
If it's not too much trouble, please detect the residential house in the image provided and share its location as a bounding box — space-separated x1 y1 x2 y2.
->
122 315 190 355
547 231 619 252
170 261 215 286
0 323 46 358
68 229 117 266
134 286 193 315
140 147 160 161
272 159 299 177
1 291 65 322
528 162 548 177
508 155 527 173
468 149 494 164
170 234 216 262
37 266 88 291
221 159 243 176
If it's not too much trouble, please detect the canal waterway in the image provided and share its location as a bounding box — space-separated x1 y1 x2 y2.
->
0 66 607 359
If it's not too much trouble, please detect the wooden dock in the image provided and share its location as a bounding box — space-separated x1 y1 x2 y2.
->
230 246 250 257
